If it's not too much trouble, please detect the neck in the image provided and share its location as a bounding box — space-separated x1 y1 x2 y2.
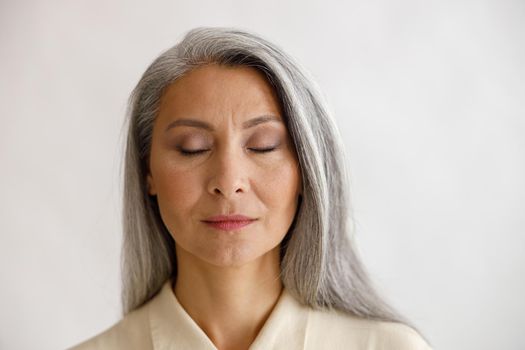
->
173 245 283 350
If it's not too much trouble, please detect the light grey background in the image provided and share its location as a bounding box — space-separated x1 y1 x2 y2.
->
1 0 523 349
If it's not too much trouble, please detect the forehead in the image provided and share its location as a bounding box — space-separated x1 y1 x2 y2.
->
157 64 283 125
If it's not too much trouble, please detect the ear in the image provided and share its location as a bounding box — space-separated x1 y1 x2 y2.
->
146 173 157 196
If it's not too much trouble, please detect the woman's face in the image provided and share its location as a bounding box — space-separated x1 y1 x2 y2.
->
147 64 302 268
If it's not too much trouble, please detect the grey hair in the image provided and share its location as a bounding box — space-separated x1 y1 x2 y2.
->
122 27 408 326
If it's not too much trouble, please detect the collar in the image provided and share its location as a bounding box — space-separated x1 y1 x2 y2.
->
147 280 310 350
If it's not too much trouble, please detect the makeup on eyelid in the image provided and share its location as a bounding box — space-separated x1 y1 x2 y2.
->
171 132 283 153
176 143 282 155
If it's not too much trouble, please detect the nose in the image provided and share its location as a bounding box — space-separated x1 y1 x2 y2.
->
206 148 249 199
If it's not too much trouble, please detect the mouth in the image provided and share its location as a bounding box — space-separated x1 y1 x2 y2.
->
202 219 256 231
202 214 257 231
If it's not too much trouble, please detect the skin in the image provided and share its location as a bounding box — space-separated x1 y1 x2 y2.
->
147 63 302 350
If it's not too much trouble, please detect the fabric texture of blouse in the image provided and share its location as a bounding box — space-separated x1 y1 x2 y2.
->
70 280 432 350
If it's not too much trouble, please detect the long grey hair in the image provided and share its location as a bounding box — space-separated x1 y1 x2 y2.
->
122 27 407 326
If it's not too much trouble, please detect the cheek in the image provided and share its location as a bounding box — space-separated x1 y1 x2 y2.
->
266 158 300 196
153 164 202 226
257 157 301 220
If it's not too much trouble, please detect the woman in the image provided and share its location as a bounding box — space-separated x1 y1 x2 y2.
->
71 27 432 350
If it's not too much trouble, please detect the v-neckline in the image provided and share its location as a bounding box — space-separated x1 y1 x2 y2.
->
148 280 310 349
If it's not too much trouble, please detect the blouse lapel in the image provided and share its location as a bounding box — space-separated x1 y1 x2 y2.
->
248 288 309 350
148 281 218 350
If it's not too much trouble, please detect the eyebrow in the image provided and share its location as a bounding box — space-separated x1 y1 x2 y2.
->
164 115 282 132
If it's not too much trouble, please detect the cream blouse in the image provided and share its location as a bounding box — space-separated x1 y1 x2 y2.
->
70 280 432 350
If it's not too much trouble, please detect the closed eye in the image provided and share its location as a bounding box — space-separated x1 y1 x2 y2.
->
178 148 209 156
177 146 278 157
249 147 277 153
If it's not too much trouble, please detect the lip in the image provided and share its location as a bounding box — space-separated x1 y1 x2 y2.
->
202 214 257 231
204 214 255 222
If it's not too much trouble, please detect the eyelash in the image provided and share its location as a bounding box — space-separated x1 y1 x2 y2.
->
178 147 277 157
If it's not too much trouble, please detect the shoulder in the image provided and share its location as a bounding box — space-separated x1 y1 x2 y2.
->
307 307 432 350
68 303 152 350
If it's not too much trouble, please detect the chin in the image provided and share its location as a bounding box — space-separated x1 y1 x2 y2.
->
197 241 281 269
201 245 261 268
